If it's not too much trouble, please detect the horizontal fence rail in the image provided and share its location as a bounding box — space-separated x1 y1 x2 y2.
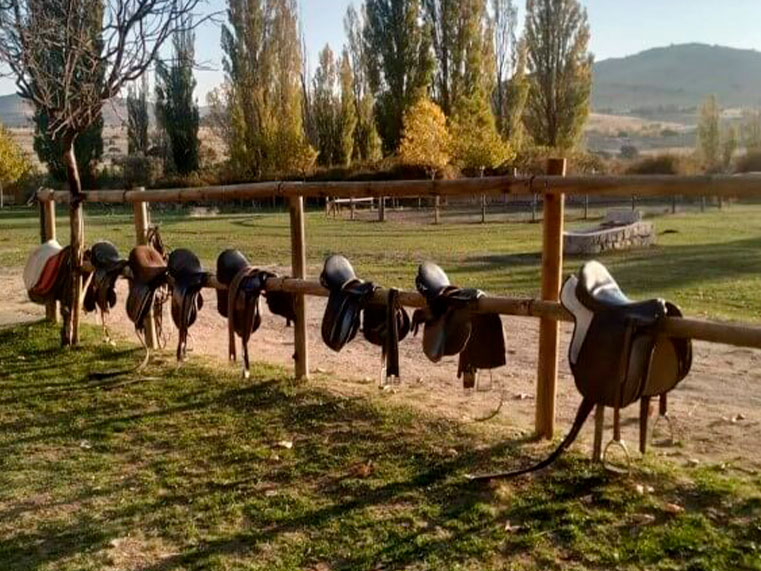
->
36 173 761 205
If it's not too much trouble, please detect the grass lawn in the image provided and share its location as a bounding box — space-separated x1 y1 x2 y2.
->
2 202 761 321
0 322 759 570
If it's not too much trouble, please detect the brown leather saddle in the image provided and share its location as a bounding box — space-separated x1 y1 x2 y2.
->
320 255 410 383
126 245 168 341
168 249 209 361
413 262 506 388
472 261 692 480
216 249 297 378
84 241 127 318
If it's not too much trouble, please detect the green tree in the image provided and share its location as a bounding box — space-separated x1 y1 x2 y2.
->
398 97 451 177
339 50 358 166
364 0 434 153
222 0 314 178
499 38 529 147
155 23 200 175
697 95 721 173
451 93 514 172
523 0 593 150
312 44 342 167
344 4 382 162
127 75 150 156
0 125 29 208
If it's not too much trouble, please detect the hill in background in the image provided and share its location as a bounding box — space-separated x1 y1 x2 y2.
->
593 43 761 114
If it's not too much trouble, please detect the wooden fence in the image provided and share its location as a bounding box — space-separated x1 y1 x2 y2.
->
35 165 761 440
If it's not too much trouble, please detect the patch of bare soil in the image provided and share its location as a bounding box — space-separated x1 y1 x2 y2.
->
3 267 760 473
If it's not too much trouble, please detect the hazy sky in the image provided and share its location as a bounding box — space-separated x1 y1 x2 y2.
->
3 0 761 100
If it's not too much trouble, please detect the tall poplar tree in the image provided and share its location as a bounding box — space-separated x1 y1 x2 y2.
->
344 4 382 161
523 0 593 150
363 0 434 153
127 75 150 156
313 44 342 166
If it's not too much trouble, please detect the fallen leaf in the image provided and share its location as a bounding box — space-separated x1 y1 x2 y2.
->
264 490 278 498
504 521 522 533
631 514 656 526
79 440 92 450
635 484 645 495
687 458 700 467
276 440 293 450
664 503 684 515
350 461 374 479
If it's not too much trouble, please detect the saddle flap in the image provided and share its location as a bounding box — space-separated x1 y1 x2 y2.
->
458 313 506 376
320 255 358 290
266 290 298 323
321 289 362 352
422 305 472 362
362 299 411 347
129 245 167 285
644 302 693 396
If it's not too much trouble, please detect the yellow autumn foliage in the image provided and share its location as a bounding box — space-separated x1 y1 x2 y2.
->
398 98 452 176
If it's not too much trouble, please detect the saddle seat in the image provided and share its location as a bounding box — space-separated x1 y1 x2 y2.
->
576 261 666 322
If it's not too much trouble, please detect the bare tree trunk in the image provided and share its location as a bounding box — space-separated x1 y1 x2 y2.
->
0 180 4 209
62 141 84 346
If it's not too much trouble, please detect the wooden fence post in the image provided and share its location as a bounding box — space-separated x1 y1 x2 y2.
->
592 405 605 462
481 195 487 224
133 187 158 350
535 158 566 439
289 196 309 380
40 199 59 323
350 198 356 221
434 196 441 224
379 197 386 222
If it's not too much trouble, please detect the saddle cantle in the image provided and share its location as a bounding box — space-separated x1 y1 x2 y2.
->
84 241 127 316
413 262 506 388
474 261 692 480
215 249 297 377
168 249 208 361
126 245 168 340
320 255 410 381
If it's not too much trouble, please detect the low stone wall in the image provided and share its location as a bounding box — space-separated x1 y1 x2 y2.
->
565 221 656 255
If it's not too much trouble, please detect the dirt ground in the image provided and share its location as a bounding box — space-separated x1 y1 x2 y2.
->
3 266 760 473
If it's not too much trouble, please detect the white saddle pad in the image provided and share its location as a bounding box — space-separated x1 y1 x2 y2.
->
23 240 62 291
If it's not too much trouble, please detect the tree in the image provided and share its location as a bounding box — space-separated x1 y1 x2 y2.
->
398 97 451 177
364 0 434 152
523 0 593 150
127 75 150 155
697 95 721 173
742 109 761 152
492 0 521 133
339 50 358 166
312 44 342 167
344 4 382 162
155 22 200 175
451 93 514 172
0 125 29 208
31 1 104 188
222 0 315 179
722 124 738 172
498 38 529 147
0 0 204 345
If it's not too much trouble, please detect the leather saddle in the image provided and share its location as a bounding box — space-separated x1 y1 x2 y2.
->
413 262 506 388
168 249 209 361
126 245 168 340
84 241 127 317
320 255 410 382
216 249 297 377
24 240 72 305
476 261 692 480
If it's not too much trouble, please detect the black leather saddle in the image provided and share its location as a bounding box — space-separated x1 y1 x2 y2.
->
413 262 506 387
168 249 208 361
475 261 692 480
320 255 410 382
84 241 127 317
216 249 297 377
126 245 168 340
